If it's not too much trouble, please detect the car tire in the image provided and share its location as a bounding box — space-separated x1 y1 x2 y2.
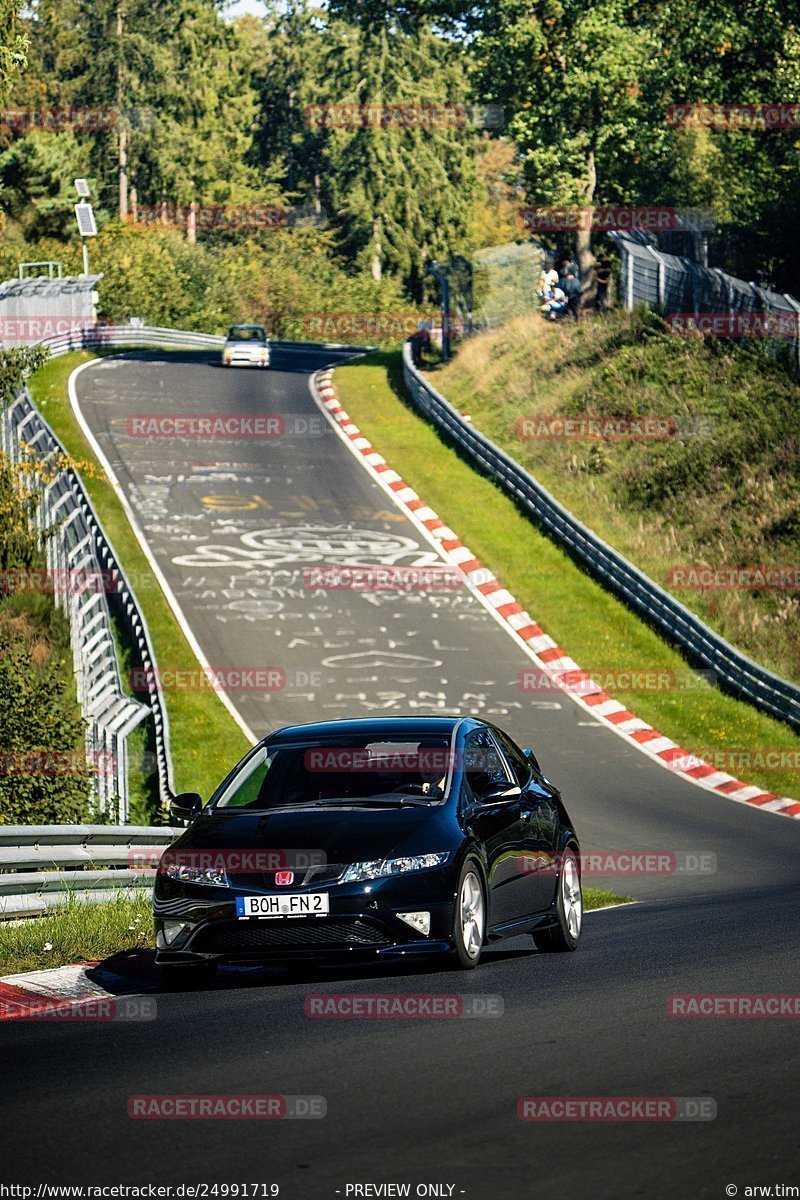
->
160 962 217 991
533 847 582 953
451 861 486 969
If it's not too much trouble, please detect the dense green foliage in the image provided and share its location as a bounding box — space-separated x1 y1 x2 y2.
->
1 1 797 286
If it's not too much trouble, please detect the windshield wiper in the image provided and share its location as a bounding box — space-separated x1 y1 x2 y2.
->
308 797 431 808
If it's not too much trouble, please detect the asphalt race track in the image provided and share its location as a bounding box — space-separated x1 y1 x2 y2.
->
3 349 799 1198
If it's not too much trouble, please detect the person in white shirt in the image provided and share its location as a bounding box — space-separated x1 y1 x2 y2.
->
537 266 559 298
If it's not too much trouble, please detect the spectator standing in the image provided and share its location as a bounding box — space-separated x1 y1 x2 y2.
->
595 257 612 310
564 271 583 320
559 256 580 285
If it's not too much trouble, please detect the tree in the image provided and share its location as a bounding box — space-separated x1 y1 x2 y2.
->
20 0 260 218
243 2 329 212
471 0 666 276
0 0 27 106
317 18 478 295
0 130 105 239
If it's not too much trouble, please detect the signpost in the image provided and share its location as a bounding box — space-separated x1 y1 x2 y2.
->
74 194 97 278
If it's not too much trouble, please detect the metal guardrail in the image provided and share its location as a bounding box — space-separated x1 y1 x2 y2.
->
2 393 158 820
15 322 374 359
0 824 180 918
402 338 800 732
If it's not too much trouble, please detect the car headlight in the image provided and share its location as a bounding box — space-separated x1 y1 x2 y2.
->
223 350 232 362
343 853 448 882
159 863 228 886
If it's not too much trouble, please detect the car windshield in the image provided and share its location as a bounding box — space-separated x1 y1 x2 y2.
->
213 736 453 810
227 326 265 342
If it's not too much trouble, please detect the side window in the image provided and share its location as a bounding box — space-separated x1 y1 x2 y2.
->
463 730 512 799
495 731 533 788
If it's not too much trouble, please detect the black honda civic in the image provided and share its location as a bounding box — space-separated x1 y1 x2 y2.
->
154 716 582 986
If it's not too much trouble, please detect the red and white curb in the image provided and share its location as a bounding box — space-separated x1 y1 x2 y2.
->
0 957 157 1019
312 368 800 820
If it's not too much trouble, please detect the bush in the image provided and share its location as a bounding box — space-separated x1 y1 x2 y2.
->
0 223 414 340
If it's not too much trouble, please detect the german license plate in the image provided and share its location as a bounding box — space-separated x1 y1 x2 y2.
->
236 893 329 919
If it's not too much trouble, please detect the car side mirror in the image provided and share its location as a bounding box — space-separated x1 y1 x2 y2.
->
169 792 203 824
481 780 522 804
523 748 542 774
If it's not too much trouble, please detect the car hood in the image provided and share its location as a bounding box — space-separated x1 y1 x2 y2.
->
171 804 453 865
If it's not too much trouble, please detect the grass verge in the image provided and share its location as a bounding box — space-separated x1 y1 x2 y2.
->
434 311 800 683
28 350 251 804
333 351 800 801
0 892 153 976
0 887 629 975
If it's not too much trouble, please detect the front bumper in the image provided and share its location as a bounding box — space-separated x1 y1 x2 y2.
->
154 871 456 964
221 349 270 367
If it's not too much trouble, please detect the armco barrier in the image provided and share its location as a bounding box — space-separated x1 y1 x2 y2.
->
402 337 800 732
0 824 180 918
2 392 159 821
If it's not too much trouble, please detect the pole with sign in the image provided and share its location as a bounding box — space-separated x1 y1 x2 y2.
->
74 190 97 278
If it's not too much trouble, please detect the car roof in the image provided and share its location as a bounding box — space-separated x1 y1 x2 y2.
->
227 324 266 333
263 716 470 744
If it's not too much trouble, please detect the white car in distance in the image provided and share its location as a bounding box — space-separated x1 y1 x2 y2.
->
221 324 270 368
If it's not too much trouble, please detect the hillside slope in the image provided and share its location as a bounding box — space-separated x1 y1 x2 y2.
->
432 310 800 686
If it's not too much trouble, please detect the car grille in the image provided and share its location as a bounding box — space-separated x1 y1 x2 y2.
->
194 919 391 952
226 865 345 890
